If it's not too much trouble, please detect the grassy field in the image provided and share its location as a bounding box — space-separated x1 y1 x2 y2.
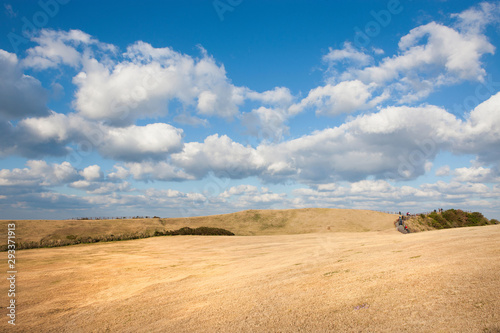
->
0 208 398 247
1 209 499 332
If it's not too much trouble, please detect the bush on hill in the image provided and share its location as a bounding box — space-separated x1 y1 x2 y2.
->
0 226 234 251
407 209 496 232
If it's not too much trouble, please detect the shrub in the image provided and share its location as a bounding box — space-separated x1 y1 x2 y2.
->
1 225 235 252
466 212 487 226
429 212 450 229
415 209 496 231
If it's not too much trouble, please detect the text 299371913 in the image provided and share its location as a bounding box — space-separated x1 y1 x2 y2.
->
7 223 16 326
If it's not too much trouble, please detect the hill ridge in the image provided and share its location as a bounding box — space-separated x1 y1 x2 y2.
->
0 208 399 249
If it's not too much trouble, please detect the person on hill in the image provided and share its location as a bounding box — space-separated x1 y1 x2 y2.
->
404 225 409 233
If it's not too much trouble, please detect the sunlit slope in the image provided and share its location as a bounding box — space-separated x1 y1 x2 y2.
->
0 209 398 246
163 208 398 235
3 224 499 332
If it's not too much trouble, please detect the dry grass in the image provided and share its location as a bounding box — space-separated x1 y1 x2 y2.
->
0 221 499 332
0 208 398 247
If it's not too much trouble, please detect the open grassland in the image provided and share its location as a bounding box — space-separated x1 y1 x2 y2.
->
1 224 499 332
0 208 398 248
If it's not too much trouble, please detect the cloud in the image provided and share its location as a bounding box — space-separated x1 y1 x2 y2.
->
70 179 132 195
170 134 265 179
452 1 500 34
435 165 451 177
80 165 103 181
17 112 185 161
242 87 295 141
0 50 48 120
327 14 497 106
0 160 78 187
23 29 116 70
241 106 290 141
217 185 287 209
323 42 372 67
245 86 294 106
453 166 500 183
72 41 245 126
97 123 184 161
396 22 494 82
125 161 194 182
21 32 299 132
173 113 209 127
11 88 499 186
291 179 499 213
120 92 500 185
289 80 381 116
107 165 130 181
220 185 259 197
420 180 490 197
454 91 500 165
257 104 459 183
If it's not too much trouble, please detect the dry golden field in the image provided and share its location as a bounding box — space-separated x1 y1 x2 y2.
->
1 209 499 332
0 208 399 246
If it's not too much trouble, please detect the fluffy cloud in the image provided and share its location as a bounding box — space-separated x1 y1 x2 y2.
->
21 31 299 132
72 41 245 126
323 42 372 67
170 134 265 179
23 29 116 70
107 165 130 181
456 91 500 164
242 106 290 141
257 104 458 182
289 80 382 116
17 112 185 161
125 161 194 181
453 166 500 183
322 16 497 106
396 22 493 82
12 88 499 185
452 1 500 34
242 87 295 141
80 165 103 181
97 123 184 161
0 50 48 120
291 179 499 214
220 184 259 197
0 160 78 187
245 87 294 106
116 90 498 184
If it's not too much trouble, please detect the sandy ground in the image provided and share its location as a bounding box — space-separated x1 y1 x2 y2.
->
1 224 499 332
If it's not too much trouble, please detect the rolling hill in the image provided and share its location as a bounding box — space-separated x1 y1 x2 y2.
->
0 208 399 249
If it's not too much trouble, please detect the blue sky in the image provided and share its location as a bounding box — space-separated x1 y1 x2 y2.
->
1 0 500 220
